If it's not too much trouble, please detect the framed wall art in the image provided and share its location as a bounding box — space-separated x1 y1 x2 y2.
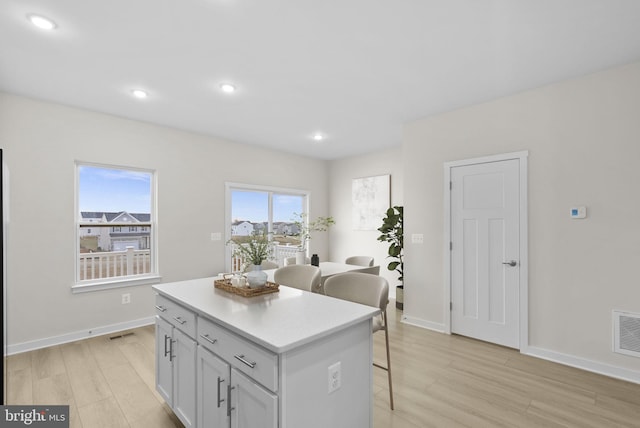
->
352 174 390 231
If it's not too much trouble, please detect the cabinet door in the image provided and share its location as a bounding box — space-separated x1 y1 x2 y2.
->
231 368 277 428
197 346 230 427
155 316 173 406
173 328 197 428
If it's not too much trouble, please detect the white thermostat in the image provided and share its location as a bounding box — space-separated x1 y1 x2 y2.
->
570 206 587 219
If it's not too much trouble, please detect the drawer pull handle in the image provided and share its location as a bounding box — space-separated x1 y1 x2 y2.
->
155 305 167 312
200 334 217 345
173 316 186 325
234 354 257 369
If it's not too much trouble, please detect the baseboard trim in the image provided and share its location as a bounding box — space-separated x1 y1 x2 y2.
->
7 316 155 355
525 346 640 385
400 315 446 333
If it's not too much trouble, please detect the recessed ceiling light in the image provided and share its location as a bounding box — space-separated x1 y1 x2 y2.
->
131 89 148 99
312 133 324 141
220 83 236 93
27 14 57 30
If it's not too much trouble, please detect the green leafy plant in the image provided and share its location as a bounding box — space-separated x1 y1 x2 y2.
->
227 230 273 269
377 206 403 283
293 212 335 251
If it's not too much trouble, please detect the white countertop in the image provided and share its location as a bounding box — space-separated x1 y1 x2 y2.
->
153 277 379 354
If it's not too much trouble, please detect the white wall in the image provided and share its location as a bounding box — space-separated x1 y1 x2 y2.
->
328 148 403 295
0 92 329 349
403 61 640 376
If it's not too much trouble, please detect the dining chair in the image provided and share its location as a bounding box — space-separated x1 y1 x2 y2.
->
323 272 394 410
345 256 374 267
273 265 321 293
283 256 310 266
260 260 279 269
356 265 380 275
242 260 278 272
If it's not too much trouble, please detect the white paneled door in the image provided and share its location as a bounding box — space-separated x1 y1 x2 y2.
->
450 158 520 348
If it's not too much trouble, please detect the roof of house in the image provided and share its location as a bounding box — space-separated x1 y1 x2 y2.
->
81 211 150 222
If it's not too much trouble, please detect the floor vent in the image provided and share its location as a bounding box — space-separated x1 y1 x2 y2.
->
613 310 640 358
109 332 135 340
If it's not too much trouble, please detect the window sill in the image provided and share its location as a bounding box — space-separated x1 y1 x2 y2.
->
72 275 162 293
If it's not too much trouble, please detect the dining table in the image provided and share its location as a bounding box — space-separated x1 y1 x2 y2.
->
263 261 379 293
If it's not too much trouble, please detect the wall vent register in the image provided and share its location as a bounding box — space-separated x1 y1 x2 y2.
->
613 310 640 358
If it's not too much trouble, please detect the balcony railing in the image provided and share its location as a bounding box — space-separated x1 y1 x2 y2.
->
78 247 151 281
231 244 301 272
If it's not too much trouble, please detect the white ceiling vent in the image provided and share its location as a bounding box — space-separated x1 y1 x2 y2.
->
613 310 640 358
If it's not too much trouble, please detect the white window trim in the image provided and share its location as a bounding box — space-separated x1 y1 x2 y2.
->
224 182 310 272
73 161 159 292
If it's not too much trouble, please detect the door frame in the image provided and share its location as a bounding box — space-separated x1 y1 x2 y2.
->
443 151 529 351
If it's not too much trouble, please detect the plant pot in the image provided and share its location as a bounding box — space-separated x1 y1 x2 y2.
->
295 250 306 265
395 285 404 310
246 264 268 288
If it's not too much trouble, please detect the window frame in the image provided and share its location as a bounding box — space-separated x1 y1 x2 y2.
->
73 161 160 293
225 182 310 272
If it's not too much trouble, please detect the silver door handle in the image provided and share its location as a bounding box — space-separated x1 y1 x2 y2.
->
227 384 235 417
217 376 225 408
502 260 517 267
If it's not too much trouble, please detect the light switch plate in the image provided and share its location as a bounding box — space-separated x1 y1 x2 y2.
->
210 232 222 241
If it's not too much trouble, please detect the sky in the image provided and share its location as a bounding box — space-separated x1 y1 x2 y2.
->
232 191 303 223
79 166 303 221
78 165 151 213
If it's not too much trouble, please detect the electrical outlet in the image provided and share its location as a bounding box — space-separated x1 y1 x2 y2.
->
121 293 131 304
210 232 222 241
328 362 341 394
411 233 424 244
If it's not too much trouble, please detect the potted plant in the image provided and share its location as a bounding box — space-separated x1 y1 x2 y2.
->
227 230 273 287
377 206 403 309
292 213 335 264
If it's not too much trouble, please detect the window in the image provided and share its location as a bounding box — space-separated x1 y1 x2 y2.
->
75 163 159 291
226 183 308 271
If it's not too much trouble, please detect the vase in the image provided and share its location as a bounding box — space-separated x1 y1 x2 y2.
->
295 250 306 265
246 264 268 288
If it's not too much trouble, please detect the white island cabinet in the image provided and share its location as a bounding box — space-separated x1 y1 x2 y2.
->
153 277 379 428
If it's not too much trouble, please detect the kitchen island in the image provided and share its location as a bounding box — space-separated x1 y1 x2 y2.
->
153 277 379 428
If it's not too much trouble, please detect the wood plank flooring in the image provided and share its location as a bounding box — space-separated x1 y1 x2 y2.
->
6 301 640 427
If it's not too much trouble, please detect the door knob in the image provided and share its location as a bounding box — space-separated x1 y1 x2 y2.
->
502 260 517 267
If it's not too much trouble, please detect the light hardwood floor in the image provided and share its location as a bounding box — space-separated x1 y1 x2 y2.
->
5 301 640 427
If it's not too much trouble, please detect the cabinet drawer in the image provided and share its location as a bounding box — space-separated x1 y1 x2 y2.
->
155 294 197 338
198 317 278 392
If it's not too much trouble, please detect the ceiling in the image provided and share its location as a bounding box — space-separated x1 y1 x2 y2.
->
2 1 640 160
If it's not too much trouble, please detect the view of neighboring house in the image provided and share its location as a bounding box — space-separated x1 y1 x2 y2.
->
231 220 300 237
231 221 255 236
80 211 151 252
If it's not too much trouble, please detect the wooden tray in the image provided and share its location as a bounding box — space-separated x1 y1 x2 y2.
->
214 278 279 297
